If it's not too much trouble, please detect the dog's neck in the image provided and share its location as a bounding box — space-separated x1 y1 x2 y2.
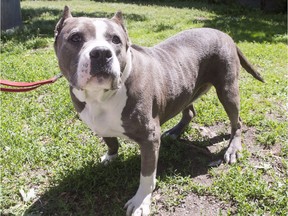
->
121 47 133 85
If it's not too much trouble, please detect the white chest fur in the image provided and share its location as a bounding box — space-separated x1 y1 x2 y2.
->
72 87 128 138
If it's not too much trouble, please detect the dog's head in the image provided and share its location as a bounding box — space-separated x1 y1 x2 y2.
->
54 6 131 91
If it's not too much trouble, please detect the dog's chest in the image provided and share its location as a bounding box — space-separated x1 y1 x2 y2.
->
72 88 128 138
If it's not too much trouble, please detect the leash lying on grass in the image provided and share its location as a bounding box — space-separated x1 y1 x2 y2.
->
0 73 63 92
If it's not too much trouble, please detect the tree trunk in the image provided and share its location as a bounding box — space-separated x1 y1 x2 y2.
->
1 0 22 31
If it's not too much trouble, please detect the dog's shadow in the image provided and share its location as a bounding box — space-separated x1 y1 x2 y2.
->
24 134 229 216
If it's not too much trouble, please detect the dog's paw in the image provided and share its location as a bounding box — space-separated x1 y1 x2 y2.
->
161 130 178 141
100 153 118 165
124 193 151 216
224 139 242 164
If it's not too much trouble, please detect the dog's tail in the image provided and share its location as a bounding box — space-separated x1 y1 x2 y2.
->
237 47 265 83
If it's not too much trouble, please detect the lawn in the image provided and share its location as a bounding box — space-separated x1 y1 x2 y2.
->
1 0 287 215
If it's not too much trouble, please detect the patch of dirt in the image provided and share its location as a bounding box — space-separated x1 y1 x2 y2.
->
154 122 284 216
154 193 233 216
193 173 214 187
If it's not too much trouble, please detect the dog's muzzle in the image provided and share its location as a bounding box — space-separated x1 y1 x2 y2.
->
87 46 121 90
90 46 113 77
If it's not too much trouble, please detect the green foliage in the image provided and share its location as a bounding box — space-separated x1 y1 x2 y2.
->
1 0 287 215
210 164 288 215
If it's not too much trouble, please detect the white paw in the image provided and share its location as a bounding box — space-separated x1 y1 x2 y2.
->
124 171 156 215
100 152 118 165
224 138 242 164
161 131 178 140
124 193 151 216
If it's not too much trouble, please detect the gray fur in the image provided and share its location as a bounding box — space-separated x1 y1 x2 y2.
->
54 7 264 215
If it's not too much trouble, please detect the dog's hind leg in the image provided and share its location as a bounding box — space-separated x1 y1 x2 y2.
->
162 83 212 140
101 137 119 164
162 104 196 139
214 80 242 164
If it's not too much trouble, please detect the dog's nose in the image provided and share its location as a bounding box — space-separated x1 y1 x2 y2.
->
90 47 112 63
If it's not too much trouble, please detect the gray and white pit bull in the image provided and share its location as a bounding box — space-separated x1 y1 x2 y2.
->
54 6 264 216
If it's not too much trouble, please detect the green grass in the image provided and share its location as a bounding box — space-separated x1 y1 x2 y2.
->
1 0 287 215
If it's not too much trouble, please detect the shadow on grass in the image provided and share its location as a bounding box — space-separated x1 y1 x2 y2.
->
8 2 284 215
24 134 229 216
1 7 146 45
1 1 286 46
96 0 287 43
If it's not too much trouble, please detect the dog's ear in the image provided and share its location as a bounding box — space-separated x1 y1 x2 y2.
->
111 11 131 47
54 6 72 39
112 11 124 25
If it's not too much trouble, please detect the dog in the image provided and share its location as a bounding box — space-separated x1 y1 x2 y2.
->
54 6 264 216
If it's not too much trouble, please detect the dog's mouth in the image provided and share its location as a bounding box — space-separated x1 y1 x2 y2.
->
86 51 121 90
90 61 112 76
72 45 122 91
85 73 121 91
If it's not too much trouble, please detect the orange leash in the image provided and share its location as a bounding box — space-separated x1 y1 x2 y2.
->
0 73 63 92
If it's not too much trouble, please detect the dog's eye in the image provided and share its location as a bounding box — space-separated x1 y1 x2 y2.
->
112 35 121 44
69 33 82 43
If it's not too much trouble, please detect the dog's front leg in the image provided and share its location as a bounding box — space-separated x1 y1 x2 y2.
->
101 137 119 164
125 137 160 216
